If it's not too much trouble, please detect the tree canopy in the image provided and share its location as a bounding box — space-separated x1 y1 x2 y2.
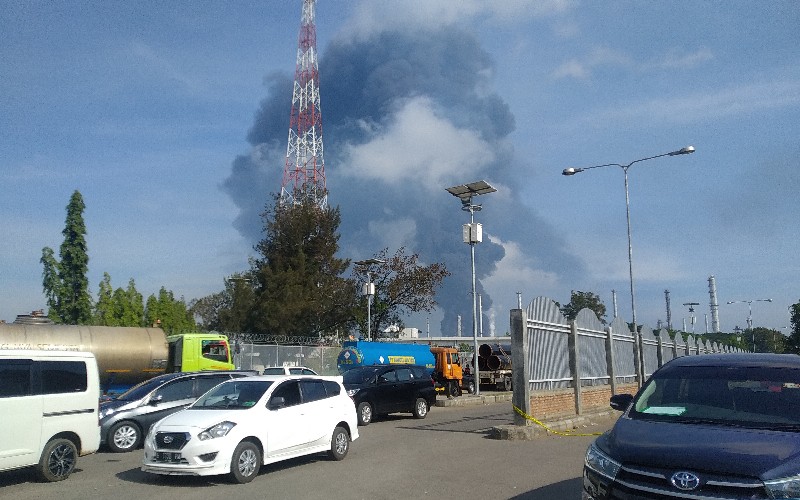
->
785 301 800 354
355 247 450 338
557 290 607 324
247 192 354 337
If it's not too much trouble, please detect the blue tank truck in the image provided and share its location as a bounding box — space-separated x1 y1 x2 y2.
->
337 341 472 396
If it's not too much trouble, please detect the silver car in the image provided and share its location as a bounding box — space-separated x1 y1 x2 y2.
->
99 371 256 452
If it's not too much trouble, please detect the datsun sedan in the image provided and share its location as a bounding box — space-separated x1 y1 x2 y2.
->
141 375 358 483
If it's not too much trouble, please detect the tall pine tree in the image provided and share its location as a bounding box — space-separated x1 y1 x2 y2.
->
249 193 353 337
41 190 93 324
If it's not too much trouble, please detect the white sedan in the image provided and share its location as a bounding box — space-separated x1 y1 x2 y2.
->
141 375 359 483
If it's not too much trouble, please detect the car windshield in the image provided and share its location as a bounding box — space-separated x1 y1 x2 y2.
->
342 367 379 385
632 364 800 428
112 375 175 401
191 380 272 410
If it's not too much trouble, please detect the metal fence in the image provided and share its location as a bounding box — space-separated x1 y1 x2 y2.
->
523 296 743 391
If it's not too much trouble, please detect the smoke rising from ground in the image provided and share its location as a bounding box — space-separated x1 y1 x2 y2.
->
223 25 584 335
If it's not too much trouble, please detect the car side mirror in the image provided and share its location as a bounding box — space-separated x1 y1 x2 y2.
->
610 393 633 411
268 396 286 410
148 395 163 406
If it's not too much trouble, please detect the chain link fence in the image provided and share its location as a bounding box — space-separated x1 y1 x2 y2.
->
234 343 342 376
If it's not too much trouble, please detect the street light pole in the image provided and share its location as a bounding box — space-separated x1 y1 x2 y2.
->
563 146 695 386
354 259 386 341
726 298 772 351
446 181 496 397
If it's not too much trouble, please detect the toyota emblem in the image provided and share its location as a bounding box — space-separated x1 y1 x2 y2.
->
671 471 700 491
163 435 174 444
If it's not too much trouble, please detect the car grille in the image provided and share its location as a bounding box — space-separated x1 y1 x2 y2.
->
608 463 769 499
154 432 191 450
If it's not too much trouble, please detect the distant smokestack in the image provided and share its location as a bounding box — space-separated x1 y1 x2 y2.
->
708 275 720 333
665 289 673 331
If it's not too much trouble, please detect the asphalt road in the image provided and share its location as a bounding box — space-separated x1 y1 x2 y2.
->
0 400 618 500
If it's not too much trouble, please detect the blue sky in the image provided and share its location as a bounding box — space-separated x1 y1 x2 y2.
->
2 1 798 335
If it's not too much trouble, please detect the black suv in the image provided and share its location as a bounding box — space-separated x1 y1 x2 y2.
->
342 365 437 425
583 353 800 499
99 370 257 452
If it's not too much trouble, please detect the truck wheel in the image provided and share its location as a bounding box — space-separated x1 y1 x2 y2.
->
503 376 512 392
357 402 373 426
108 421 142 453
448 381 461 397
37 438 77 482
229 441 261 484
466 380 475 394
413 398 429 419
328 426 350 461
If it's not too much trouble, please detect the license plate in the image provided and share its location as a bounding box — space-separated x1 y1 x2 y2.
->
156 451 182 463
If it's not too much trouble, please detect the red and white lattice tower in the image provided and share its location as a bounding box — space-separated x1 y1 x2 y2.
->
280 0 327 208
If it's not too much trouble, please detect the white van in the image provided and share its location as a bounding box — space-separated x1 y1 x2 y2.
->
0 350 101 481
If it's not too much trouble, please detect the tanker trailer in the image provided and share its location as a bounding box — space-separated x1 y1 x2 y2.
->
337 341 435 374
0 324 234 394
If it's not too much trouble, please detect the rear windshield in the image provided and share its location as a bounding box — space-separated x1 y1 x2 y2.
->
114 375 175 401
262 367 286 375
632 364 800 428
342 367 380 385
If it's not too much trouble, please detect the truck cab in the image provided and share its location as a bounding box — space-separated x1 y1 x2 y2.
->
166 333 235 372
429 347 466 397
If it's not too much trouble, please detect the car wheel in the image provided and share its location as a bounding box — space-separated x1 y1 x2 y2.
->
503 376 512 392
413 398 428 419
229 441 261 484
466 380 476 394
108 421 142 453
357 401 373 426
328 426 350 461
37 438 77 482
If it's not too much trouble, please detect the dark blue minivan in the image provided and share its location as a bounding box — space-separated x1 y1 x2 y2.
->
583 353 800 499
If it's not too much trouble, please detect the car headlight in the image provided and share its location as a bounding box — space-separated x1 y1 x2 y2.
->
585 442 621 481
99 407 115 419
764 474 800 499
346 388 360 397
198 421 237 441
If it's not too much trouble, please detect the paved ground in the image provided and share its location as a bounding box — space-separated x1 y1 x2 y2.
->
0 395 620 500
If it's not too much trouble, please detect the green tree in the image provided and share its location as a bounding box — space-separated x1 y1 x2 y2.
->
190 291 227 332
747 327 783 353
145 287 195 334
355 247 450 338
785 301 800 354
94 275 145 327
94 273 116 326
248 193 353 337
557 290 607 324
190 274 255 333
41 190 92 324
115 279 144 326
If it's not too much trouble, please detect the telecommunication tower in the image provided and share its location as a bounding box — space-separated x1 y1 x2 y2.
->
281 0 327 208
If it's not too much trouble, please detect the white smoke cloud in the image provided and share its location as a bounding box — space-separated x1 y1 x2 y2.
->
340 96 495 189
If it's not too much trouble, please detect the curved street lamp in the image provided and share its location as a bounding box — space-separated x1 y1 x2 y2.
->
563 146 695 385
